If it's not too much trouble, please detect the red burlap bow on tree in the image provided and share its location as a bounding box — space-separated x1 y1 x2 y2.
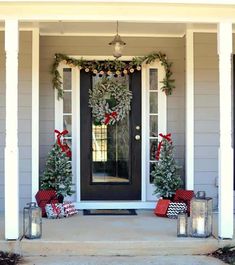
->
155 133 172 160
104 111 118 125
54 129 72 157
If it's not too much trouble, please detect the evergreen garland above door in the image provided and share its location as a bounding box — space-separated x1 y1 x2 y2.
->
51 52 175 99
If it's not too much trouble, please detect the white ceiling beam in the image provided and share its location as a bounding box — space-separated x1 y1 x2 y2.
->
39 33 185 37
1 3 235 23
1 0 235 4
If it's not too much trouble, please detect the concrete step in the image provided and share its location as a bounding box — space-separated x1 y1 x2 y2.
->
0 238 221 256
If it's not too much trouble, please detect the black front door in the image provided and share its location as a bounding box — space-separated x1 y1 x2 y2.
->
80 70 141 200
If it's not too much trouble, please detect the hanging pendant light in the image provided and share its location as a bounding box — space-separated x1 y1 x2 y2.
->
109 21 126 59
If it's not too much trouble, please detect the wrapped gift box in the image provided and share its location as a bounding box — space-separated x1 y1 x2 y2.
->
166 202 187 219
45 203 65 219
35 190 58 217
154 199 171 217
63 201 78 217
173 189 194 216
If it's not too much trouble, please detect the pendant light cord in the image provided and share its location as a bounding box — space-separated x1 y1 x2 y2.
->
116 21 119 35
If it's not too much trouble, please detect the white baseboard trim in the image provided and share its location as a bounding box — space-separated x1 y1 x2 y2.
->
74 201 157 209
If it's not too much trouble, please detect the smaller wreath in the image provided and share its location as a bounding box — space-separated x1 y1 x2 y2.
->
89 77 132 125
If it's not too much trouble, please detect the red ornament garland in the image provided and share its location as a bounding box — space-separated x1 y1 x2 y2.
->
155 133 172 160
54 129 72 157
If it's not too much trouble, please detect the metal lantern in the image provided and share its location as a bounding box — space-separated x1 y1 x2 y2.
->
190 191 213 238
109 21 126 59
23 202 42 239
177 212 188 237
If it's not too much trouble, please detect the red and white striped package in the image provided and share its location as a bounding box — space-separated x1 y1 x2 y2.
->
63 201 78 217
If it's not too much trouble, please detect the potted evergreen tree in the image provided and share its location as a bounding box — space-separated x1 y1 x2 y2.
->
151 133 182 200
40 141 74 202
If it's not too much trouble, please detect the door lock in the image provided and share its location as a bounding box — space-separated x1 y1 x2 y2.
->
135 135 141 140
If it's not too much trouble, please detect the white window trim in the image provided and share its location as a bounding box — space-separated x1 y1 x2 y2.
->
142 62 167 202
55 57 167 208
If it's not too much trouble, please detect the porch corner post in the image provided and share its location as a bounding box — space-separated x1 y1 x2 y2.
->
4 19 19 240
185 28 194 190
217 22 234 239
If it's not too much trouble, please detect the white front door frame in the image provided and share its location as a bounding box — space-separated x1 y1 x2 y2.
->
55 56 167 209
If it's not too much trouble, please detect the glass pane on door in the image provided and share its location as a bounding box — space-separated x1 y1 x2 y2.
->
91 75 130 183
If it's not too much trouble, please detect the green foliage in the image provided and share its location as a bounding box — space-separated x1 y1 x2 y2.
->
0 251 21 265
88 77 132 125
151 138 182 199
51 52 175 98
40 143 74 197
211 245 235 265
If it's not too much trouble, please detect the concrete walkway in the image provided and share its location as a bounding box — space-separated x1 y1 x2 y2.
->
23 255 225 265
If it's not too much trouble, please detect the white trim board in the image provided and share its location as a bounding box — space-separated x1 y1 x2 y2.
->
75 202 157 210
1 0 235 4
31 28 40 202
39 33 185 37
0 26 234 36
185 28 194 190
142 61 167 201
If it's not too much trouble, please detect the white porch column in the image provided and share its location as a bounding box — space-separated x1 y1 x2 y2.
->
185 28 194 190
31 28 40 201
217 22 234 239
4 20 19 240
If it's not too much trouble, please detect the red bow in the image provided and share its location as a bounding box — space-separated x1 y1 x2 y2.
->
104 111 117 125
51 203 61 218
54 129 72 157
155 133 172 160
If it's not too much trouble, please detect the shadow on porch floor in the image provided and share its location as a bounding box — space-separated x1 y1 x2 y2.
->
0 210 234 256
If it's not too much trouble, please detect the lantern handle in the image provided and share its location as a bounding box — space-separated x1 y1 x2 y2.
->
196 191 206 199
26 202 37 208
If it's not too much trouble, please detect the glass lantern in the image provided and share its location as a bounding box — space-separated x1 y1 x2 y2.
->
190 191 213 238
23 202 42 239
109 21 126 59
177 212 188 237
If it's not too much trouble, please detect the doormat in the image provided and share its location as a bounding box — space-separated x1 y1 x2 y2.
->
83 209 137 216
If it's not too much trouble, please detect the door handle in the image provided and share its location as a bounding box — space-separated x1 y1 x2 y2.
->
135 135 141 140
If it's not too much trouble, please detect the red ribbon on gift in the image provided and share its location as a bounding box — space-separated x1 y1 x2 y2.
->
155 133 172 161
51 203 61 218
54 129 72 157
104 111 117 125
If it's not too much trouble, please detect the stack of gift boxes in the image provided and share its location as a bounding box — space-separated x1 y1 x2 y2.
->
154 189 194 218
35 190 78 219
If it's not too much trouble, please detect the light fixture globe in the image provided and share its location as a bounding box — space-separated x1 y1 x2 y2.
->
109 22 126 59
